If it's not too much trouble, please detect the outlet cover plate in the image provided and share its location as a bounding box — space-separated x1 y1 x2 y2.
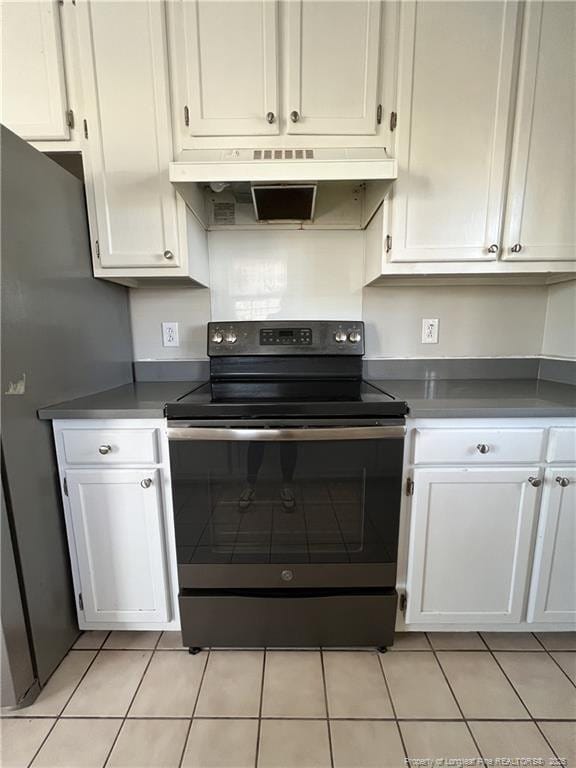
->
422 318 439 344
162 321 179 347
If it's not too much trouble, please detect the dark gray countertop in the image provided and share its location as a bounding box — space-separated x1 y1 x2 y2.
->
38 382 199 420
371 378 576 419
38 378 576 420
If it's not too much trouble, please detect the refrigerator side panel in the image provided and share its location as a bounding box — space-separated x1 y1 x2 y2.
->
0 126 133 685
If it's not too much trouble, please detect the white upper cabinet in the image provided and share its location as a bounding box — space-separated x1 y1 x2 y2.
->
285 0 382 135
390 1 519 262
1 0 70 141
503 1 576 262
171 0 279 139
77 0 181 271
528 467 576 623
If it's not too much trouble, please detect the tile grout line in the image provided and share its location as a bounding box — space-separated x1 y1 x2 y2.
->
25 634 108 768
375 648 410 762
102 632 163 768
537 637 576 691
254 650 267 768
177 648 211 768
478 632 562 761
426 634 487 766
319 649 335 768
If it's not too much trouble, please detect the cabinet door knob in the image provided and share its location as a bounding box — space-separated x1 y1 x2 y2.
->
98 445 112 455
528 476 542 487
290 110 300 123
476 443 490 454
555 476 570 487
141 478 153 489
511 243 522 253
487 243 499 254
163 250 174 260
266 111 276 124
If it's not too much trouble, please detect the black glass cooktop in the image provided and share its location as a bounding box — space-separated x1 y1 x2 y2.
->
166 379 408 419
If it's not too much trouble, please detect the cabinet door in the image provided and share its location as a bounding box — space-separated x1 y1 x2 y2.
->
528 468 576 623
405 467 540 624
173 0 279 137
286 0 382 135
390 1 518 262
1 0 70 141
503 2 576 262
77 1 181 269
66 469 169 624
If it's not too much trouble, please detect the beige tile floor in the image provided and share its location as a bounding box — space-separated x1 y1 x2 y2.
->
1 631 575 768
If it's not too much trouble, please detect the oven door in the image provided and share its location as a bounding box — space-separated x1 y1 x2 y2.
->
168 422 405 589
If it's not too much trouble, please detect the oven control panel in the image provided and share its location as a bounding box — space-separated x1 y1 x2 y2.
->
208 320 364 356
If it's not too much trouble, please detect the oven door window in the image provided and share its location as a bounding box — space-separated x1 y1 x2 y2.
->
170 438 402 565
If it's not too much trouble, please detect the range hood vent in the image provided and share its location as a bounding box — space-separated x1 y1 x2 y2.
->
169 147 397 183
251 183 317 222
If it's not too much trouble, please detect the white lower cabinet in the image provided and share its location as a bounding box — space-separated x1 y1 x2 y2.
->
66 469 169 624
405 467 540 625
403 420 576 631
528 467 576 623
53 419 179 631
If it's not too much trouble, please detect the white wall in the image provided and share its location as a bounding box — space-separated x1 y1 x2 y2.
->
363 285 548 358
542 281 576 360
130 286 211 360
129 229 570 362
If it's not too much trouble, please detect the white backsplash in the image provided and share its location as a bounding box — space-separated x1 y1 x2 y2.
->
208 230 364 322
129 229 569 362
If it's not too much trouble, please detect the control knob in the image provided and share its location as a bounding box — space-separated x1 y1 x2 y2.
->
211 331 223 344
224 332 237 344
348 331 362 343
334 331 347 343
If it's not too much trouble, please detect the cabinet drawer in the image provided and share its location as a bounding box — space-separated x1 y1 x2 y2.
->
547 428 576 463
62 429 159 465
413 428 545 465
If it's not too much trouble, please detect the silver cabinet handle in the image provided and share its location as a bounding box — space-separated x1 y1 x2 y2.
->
98 445 112 455
487 244 499 254
163 250 174 260
141 478 153 489
266 111 275 124
556 476 570 487
476 443 490 454
511 243 522 253
528 476 542 487
290 110 300 123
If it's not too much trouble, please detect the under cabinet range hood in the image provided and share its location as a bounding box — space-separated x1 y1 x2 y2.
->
169 148 396 228
169 147 397 183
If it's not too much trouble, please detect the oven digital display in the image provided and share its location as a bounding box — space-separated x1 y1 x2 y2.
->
260 327 312 345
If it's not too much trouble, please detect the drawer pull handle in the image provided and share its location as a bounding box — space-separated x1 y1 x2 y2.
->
476 443 490 454
487 243 499 254
98 445 112 455
556 476 570 487
141 478 153 489
163 250 174 260
528 476 542 488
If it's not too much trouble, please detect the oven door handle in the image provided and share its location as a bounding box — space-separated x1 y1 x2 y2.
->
167 426 405 441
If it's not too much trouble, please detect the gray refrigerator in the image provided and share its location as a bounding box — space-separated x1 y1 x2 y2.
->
1 126 133 707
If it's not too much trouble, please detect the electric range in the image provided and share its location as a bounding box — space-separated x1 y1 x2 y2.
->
166 320 408 651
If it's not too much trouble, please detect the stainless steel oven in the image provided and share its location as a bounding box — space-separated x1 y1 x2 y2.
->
166 321 408 649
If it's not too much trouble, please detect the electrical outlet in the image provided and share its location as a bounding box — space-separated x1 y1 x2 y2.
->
162 321 179 347
421 318 439 344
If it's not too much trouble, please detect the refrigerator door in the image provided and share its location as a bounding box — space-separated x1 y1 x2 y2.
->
0 126 132 688
1 482 38 707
